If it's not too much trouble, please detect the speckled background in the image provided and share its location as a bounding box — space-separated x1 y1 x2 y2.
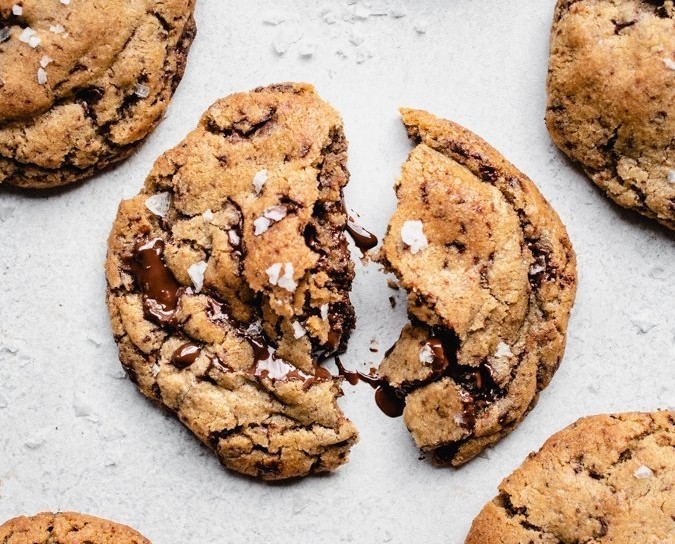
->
0 1 673 543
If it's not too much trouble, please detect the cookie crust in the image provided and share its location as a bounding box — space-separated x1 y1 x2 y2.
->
0 512 151 543
105 83 358 481
0 0 196 189
465 412 675 543
547 0 675 229
378 109 577 466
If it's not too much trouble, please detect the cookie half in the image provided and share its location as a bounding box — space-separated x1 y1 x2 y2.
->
546 0 675 229
377 109 577 466
465 412 675 543
0 512 150 543
0 0 196 189
106 83 358 480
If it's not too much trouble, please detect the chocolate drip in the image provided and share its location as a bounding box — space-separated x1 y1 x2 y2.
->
171 342 202 369
346 216 378 255
132 238 183 325
335 357 405 418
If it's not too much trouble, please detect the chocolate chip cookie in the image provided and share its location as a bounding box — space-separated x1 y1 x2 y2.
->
547 0 675 229
376 109 577 466
105 83 358 480
0 0 196 189
465 412 675 543
0 512 151 543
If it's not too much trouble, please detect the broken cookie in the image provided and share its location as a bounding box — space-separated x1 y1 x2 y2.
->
106 83 358 480
376 109 577 466
465 412 675 543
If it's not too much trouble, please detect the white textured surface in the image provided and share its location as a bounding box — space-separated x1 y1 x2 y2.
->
1 1 674 542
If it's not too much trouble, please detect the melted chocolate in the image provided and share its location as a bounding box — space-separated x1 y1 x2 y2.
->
132 238 183 325
346 216 378 255
171 342 202 369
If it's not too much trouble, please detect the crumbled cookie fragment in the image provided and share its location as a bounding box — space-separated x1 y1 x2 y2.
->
376 109 577 466
465 412 675 543
106 83 358 480
547 0 675 229
0 0 197 189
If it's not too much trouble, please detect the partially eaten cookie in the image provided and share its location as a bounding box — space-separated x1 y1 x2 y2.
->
106 83 358 480
377 109 578 466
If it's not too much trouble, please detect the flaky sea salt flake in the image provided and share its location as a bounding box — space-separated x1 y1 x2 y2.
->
494 342 513 358
400 220 428 254
134 83 149 98
40 55 53 68
634 465 654 479
253 169 268 194
188 260 208 292
292 321 306 339
277 263 297 292
49 24 65 34
18 26 35 43
663 58 675 70
320 304 329 321
60 0 70 5
668 170 675 183
254 216 272 235
144 192 171 217
263 205 287 222
12 4 22 15
202 209 214 222
28 34 41 48
419 344 434 365
266 262 283 285
36 67 47 85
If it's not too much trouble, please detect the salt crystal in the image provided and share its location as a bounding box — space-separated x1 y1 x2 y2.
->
144 192 171 217
202 209 214 222
60 0 70 4
299 41 316 58
18 26 35 43
292 321 306 339
634 465 654 479
49 24 65 34
263 205 287 221
39 55 53 68
266 262 283 285
188 260 208 292
72 394 92 417
390 6 407 18
494 342 513 358
277 263 297 292
414 19 429 34
663 58 675 71
253 169 267 194
134 83 150 98
0 28 10 43
254 216 272 235
228 228 240 246
151 363 160 377
36 67 47 85
400 220 428 254
419 344 434 365
28 34 40 48
320 304 329 320
12 4 22 16
668 170 675 183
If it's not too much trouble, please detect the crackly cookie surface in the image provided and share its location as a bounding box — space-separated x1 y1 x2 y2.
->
106 83 358 480
377 109 577 466
465 412 675 543
0 512 151 543
0 0 196 189
546 0 675 229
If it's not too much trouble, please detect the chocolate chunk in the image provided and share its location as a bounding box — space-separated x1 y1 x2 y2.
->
171 342 201 369
346 216 378 255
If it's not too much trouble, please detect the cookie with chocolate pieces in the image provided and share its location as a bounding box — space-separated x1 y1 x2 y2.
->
377 109 577 466
106 83 358 480
0 512 151 543
465 412 675 543
547 0 675 229
0 0 196 189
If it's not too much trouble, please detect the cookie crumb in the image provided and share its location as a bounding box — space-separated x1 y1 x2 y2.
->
419 344 434 365
253 169 268 194
369 339 379 353
400 220 428 254
634 465 654 479
36 67 47 85
663 58 675 71
389 295 396 308
12 4 22 16
494 341 513 358
292 321 306 339
144 192 171 217
188 260 208 292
